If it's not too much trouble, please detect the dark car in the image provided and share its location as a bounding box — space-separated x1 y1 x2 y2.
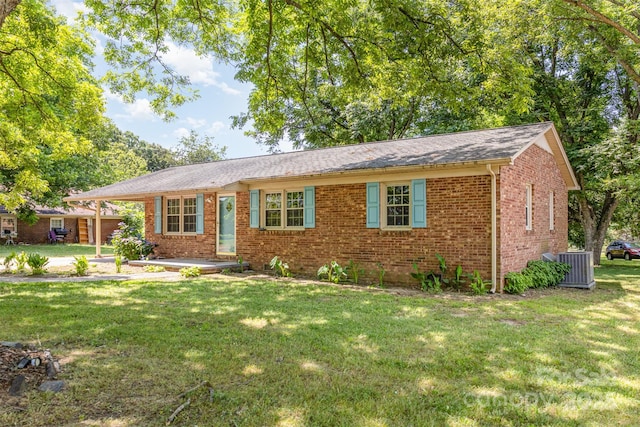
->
605 240 640 261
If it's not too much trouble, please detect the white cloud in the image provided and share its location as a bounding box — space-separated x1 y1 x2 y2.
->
162 42 242 95
185 117 207 129
207 121 225 134
172 127 191 139
50 0 87 23
118 98 156 121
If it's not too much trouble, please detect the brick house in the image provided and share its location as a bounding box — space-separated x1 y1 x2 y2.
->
0 203 121 245
66 122 578 291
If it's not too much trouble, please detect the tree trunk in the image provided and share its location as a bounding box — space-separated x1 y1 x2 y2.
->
579 189 619 266
0 0 21 30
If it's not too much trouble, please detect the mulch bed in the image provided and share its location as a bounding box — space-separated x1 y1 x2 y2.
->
0 342 61 400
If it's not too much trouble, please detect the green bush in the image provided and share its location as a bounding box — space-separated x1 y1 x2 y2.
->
72 255 90 276
111 221 156 261
180 266 201 278
27 253 49 275
505 261 571 294
504 272 533 294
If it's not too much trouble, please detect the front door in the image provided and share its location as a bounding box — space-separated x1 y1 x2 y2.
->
217 195 236 255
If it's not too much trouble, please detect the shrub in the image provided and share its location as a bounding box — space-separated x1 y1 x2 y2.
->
180 266 201 277
505 261 571 293
111 221 156 261
72 255 90 276
27 253 49 275
317 261 347 283
504 272 533 294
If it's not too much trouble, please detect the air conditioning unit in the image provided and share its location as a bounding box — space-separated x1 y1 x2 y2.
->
557 252 596 289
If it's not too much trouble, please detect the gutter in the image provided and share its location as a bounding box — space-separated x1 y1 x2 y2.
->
487 164 498 293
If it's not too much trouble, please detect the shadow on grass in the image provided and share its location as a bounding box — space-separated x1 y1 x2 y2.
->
0 272 638 426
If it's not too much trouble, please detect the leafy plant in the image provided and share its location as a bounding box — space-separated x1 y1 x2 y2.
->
111 221 156 261
375 262 386 288
346 260 364 284
15 251 28 273
144 265 166 272
504 272 533 294
180 266 201 278
435 253 447 276
450 264 465 291
468 270 487 295
115 255 123 273
317 261 347 284
2 251 16 273
411 263 442 293
27 253 49 275
72 255 90 276
269 256 291 277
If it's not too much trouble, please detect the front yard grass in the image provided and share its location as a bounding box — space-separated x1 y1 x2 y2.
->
0 261 638 426
0 244 113 259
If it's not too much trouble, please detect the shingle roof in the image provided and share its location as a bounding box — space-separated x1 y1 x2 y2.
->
66 122 565 201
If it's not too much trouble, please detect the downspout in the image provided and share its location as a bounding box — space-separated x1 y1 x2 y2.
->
486 165 497 293
95 199 102 258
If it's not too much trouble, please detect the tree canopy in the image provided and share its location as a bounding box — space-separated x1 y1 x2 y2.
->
1 0 639 254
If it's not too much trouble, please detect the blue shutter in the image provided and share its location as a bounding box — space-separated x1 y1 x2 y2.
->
304 186 315 228
196 193 204 234
154 196 162 234
250 190 260 228
411 179 427 228
366 182 380 228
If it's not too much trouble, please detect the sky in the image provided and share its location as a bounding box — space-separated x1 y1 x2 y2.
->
50 0 293 160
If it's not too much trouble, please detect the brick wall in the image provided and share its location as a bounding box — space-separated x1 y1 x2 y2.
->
145 194 220 259
146 177 494 285
498 144 569 288
15 217 120 245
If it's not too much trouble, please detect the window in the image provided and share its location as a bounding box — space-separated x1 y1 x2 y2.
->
263 190 304 229
50 218 64 230
549 191 555 231
165 196 197 234
366 180 426 229
385 184 411 227
525 184 533 231
1 216 16 234
265 192 282 227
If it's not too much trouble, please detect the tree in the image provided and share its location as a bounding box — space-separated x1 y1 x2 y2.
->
0 0 104 211
232 0 534 151
172 130 226 165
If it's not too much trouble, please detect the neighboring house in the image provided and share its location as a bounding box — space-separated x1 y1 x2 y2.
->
0 203 122 245
66 122 579 290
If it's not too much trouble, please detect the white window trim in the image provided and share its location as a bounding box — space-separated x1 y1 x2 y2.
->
164 195 197 235
1 216 16 234
50 217 64 230
525 184 533 231
381 182 412 230
261 189 305 230
549 191 555 231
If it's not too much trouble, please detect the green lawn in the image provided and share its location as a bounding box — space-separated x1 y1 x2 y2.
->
0 244 113 258
0 260 638 426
